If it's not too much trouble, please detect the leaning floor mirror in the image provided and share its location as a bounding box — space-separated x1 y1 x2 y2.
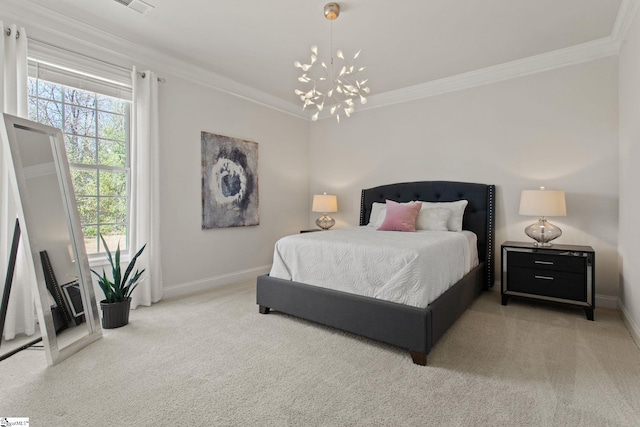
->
1 114 102 366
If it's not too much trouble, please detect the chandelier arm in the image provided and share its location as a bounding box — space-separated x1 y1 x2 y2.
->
338 74 361 86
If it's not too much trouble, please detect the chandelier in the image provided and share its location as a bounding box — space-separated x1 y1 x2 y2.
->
294 2 370 123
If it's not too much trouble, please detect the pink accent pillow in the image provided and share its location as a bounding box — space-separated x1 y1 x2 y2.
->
377 200 423 232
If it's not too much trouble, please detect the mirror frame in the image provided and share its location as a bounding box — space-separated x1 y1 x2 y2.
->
2 113 102 365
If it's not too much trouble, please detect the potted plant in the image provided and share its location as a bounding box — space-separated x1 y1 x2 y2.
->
91 234 146 329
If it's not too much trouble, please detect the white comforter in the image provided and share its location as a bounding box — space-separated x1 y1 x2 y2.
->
269 227 478 308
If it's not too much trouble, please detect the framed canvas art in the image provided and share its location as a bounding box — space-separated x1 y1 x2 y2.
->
201 132 259 228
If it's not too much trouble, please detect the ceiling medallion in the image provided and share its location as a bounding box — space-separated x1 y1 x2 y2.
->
294 2 370 123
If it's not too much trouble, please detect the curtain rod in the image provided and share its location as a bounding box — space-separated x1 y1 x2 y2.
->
12 33 165 83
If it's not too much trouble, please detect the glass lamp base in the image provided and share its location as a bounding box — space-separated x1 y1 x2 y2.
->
524 217 562 247
316 214 335 230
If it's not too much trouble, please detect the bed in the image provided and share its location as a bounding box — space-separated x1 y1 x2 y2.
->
257 181 496 365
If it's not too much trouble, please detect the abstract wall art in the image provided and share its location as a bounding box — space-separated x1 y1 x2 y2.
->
201 132 259 229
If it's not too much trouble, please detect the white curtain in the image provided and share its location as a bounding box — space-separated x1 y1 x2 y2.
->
130 67 163 309
0 22 34 340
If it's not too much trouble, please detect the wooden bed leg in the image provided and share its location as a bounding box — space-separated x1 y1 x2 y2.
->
410 351 427 366
258 305 270 314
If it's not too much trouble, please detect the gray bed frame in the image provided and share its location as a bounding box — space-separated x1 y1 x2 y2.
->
257 181 496 365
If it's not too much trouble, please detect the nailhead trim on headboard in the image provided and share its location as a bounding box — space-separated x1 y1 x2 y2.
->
486 185 496 288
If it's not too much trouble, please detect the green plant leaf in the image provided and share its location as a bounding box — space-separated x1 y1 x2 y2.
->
122 269 145 298
125 281 141 299
122 243 146 291
114 241 122 289
100 234 114 270
91 269 114 302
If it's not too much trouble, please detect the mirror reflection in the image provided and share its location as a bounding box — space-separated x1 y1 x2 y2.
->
1 114 102 365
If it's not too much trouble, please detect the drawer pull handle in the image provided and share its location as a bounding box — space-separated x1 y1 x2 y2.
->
534 260 554 265
535 275 554 280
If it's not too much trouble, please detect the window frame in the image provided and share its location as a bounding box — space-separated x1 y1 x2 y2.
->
27 69 133 261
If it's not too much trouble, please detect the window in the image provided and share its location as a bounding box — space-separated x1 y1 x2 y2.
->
27 77 131 255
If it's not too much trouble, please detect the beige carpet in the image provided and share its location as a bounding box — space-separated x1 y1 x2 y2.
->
1 280 639 426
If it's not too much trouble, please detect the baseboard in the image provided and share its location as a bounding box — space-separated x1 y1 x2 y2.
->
619 302 640 350
595 294 619 310
163 265 271 300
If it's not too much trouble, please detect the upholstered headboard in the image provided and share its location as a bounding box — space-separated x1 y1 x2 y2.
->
359 181 496 288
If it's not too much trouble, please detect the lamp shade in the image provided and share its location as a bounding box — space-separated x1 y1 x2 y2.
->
312 193 338 213
519 187 566 217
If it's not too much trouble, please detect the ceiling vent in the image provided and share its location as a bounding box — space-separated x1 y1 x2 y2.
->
113 0 154 15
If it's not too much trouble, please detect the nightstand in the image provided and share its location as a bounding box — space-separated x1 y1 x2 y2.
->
501 241 595 320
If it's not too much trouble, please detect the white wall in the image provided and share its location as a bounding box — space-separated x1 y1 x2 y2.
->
0 7 311 299
158 75 310 295
618 8 640 346
309 58 620 303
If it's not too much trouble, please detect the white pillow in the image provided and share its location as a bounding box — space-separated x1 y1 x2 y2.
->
416 200 468 232
415 207 451 231
367 202 386 227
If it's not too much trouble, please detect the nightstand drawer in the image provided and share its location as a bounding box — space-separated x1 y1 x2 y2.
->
508 267 586 301
508 251 585 273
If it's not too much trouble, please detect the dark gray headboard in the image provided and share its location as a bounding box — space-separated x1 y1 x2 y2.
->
359 181 496 288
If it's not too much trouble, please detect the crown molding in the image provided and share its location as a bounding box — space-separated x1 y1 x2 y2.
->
360 36 619 113
612 0 640 50
1 0 634 121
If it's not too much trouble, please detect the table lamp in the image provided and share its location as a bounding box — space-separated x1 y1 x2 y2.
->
519 186 566 247
312 192 338 230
